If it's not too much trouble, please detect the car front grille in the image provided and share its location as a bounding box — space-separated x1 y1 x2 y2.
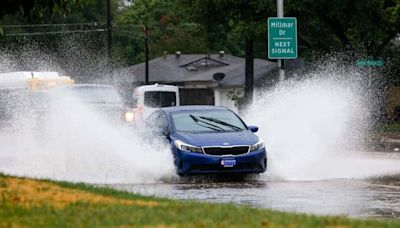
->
203 146 249 156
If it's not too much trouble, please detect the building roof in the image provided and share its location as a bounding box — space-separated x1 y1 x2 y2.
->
114 54 277 87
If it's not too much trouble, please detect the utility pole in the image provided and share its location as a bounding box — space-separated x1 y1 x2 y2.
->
144 25 149 85
277 0 285 81
106 0 113 80
244 38 254 107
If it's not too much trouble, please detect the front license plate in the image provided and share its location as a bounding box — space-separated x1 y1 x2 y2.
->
221 159 236 168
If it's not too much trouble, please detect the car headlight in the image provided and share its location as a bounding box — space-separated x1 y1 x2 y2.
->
124 111 135 122
249 140 264 152
174 140 203 153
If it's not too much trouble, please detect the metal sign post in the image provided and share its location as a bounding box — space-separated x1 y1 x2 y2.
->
144 25 149 85
106 0 113 82
277 0 285 81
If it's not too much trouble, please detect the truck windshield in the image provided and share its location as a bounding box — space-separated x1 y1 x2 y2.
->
144 91 176 108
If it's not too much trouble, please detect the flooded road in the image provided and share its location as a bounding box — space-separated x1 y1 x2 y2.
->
3 123 400 219
109 152 400 219
111 175 400 219
2 121 400 219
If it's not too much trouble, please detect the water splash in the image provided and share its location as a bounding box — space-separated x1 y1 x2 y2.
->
0 91 175 184
0 45 176 184
246 65 400 181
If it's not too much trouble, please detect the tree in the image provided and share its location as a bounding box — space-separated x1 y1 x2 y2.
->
0 0 119 82
184 0 274 106
286 0 400 57
115 0 207 64
0 0 83 23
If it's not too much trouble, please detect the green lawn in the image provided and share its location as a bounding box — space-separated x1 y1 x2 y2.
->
1 174 399 227
380 123 400 134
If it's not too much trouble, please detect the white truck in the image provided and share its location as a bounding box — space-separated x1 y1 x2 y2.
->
131 84 179 121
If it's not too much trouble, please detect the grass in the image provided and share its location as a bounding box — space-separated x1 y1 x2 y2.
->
380 123 400 134
1 174 400 227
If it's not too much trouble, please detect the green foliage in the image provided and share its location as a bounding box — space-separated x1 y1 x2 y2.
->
186 0 400 59
114 0 207 64
183 0 400 88
288 0 400 57
227 89 244 107
380 123 400 133
0 0 83 23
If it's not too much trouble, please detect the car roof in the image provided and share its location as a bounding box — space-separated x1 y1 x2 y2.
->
134 84 178 91
160 105 229 114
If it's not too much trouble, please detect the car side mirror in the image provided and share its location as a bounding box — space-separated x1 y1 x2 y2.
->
155 127 169 137
162 128 170 136
248 125 258 133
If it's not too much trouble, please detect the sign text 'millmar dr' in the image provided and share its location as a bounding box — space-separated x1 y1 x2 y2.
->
268 17 298 59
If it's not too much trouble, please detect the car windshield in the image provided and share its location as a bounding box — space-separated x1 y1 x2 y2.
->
171 110 247 133
63 86 123 104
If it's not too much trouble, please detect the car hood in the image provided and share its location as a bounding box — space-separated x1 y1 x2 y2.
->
172 130 259 147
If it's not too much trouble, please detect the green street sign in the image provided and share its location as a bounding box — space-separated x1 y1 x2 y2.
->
268 17 298 59
356 59 385 67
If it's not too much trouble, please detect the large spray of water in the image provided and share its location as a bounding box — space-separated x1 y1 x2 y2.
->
0 90 175 183
247 64 400 181
0 44 175 184
2 90 173 183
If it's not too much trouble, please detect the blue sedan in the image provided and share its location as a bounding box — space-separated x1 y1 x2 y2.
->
145 106 267 176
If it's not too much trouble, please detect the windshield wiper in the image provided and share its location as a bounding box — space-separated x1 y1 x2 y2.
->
198 116 243 131
189 114 224 132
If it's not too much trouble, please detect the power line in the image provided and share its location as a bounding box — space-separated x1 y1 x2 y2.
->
1 22 105 28
1 22 201 32
5 29 107 36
